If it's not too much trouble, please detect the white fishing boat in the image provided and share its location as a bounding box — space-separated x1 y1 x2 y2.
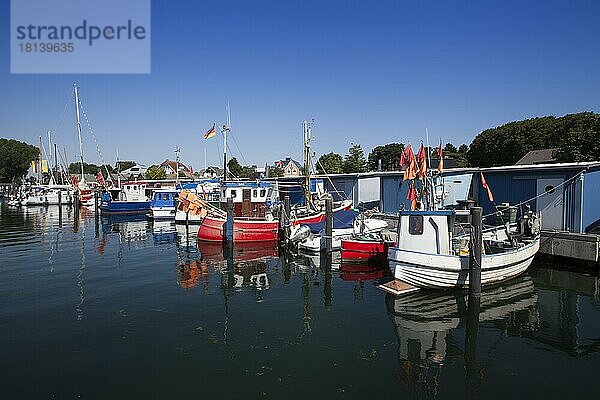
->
388 209 541 289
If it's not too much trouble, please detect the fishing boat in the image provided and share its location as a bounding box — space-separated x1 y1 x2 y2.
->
148 189 179 219
293 210 388 253
99 182 151 215
340 235 396 262
174 180 221 223
388 209 541 289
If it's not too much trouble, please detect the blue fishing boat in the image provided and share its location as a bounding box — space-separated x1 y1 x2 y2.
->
100 183 151 215
148 189 179 219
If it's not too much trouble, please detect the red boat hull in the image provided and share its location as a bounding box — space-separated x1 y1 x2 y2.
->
197 216 280 242
341 238 395 261
197 202 352 243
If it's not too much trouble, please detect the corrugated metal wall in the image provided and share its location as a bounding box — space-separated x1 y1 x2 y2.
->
582 170 600 233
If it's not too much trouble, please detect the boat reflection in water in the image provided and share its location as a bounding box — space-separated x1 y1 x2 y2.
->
385 275 539 393
340 261 391 282
195 240 280 300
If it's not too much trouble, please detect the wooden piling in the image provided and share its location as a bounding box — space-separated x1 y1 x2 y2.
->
58 190 62 225
324 195 333 253
224 197 234 243
469 206 483 297
282 195 291 243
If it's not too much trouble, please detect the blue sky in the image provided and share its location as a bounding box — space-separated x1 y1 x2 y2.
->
1 0 599 170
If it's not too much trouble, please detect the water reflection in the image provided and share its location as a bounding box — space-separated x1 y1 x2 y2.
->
385 276 538 395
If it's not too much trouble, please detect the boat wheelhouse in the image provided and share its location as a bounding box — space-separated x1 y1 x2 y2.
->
100 182 151 215
148 189 179 219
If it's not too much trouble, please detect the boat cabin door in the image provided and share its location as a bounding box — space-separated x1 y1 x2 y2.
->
242 189 252 216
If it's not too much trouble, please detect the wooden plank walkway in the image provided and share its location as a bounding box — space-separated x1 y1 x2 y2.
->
378 279 419 296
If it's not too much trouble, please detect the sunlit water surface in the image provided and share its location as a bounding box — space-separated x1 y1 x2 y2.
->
1 204 599 399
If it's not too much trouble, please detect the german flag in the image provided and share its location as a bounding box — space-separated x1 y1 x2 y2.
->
204 124 216 139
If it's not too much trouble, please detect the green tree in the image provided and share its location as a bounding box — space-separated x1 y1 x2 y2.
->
146 164 166 179
316 152 344 174
0 138 39 182
69 162 105 175
367 143 404 171
227 157 243 178
267 165 283 178
467 112 600 167
343 144 367 173
116 160 136 171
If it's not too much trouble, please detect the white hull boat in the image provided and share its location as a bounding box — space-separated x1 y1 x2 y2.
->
388 209 541 289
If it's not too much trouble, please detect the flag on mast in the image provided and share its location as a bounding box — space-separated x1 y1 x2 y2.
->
480 172 494 202
437 141 444 173
204 124 216 139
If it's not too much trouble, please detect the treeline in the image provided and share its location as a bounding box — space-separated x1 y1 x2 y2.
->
0 138 39 182
317 143 469 174
467 112 600 167
317 111 600 172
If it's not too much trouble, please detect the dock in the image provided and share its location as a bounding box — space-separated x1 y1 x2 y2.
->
539 230 599 264
378 279 419 296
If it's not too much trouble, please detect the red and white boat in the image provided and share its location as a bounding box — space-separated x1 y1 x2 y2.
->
196 201 352 242
341 236 395 262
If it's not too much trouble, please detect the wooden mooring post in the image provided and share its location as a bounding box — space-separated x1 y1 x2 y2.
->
469 206 483 297
224 197 234 243
57 190 62 225
324 195 333 254
282 195 291 243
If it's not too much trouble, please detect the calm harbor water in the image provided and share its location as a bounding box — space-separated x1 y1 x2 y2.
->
1 204 599 399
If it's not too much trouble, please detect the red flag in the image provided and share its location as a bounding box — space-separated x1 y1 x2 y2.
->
416 144 427 178
437 142 444 173
96 170 106 187
480 172 494 202
416 144 426 164
406 183 418 210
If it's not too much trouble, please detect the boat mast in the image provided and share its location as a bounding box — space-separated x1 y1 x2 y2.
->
220 103 231 180
38 136 43 184
303 119 314 209
175 146 181 186
73 84 85 182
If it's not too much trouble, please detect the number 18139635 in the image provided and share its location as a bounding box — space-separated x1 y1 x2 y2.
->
19 43 74 52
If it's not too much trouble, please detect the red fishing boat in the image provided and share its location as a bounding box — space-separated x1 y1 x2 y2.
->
341 237 395 262
196 201 352 242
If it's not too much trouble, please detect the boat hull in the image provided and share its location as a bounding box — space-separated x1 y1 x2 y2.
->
197 201 353 243
341 238 394 261
197 215 280 243
175 210 204 224
100 201 151 215
388 237 540 289
148 207 176 219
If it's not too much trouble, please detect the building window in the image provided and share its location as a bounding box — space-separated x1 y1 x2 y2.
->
408 215 424 235
253 189 258 197
260 189 266 197
231 190 237 198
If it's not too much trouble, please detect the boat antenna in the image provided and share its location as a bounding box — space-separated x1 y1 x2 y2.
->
219 103 231 180
175 146 181 186
303 119 315 210
74 84 85 182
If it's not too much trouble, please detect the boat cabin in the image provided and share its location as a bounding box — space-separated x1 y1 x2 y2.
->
105 183 149 202
396 211 455 255
151 190 178 208
220 181 274 218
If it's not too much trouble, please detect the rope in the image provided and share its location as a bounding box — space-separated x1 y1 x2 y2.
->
313 154 349 201
78 97 113 182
